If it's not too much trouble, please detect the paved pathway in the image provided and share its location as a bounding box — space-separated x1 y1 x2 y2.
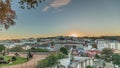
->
1 54 47 68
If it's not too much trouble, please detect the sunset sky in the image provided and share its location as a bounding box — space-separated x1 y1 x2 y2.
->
0 0 120 40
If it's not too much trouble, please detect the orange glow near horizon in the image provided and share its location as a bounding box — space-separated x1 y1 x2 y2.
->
0 32 83 40
69 33 78 37
64 29 85 37
0 33 120 40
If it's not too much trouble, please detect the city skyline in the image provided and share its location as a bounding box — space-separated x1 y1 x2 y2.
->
0 0 120 40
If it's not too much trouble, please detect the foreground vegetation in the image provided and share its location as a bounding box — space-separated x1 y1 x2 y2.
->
36 52 66 68
95 48 120 67
0 56 27 66
9 46 49 52
0 45 5 52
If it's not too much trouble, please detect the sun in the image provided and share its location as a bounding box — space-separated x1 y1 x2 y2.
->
70 34 78 37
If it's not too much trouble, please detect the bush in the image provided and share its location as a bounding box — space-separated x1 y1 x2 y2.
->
86 65 93 68
0 57 4 60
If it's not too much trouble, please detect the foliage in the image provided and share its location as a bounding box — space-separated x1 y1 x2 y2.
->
28 47 48 52
0 56 27 66
95 54 100 59
86 65 94 68
92 44 97 49
111 53 120 65
101 48 113 62
60 47 68 55
36 52 65 68
9 46 25 52
37 38 41 42
0 45 5 52
0 0 44 29
18 0 45 9
0 0 16 29
58 36 65 40
51 42 54 47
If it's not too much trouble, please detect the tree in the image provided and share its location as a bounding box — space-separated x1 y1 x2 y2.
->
30 47 36 52
95 54 100 59
0 0 16 29
37 38 41 42
36 52 65 68
0 0 45 29
60 47 68 55
0 44 5 52
101 48 113 62
51 42 54 47
58 36 65 40
111 53 120 66
92 44 97 49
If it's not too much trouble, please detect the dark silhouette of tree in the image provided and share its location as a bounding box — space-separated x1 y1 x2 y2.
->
95 54 100 59
19 0 45 9
58 36 65 40
0 44 5 52
92 44 97 49
0 0 45 29
60 47 68 55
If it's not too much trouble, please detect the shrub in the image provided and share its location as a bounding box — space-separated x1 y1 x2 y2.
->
86 65 93 68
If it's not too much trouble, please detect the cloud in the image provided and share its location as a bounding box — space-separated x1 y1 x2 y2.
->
42 0 71 12
42 6 50 11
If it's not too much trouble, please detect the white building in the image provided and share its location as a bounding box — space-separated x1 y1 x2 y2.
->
96 39 108 51
70 56 94 68
22 45 31 50
108 41 120 50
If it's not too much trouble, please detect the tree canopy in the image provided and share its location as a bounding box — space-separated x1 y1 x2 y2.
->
0 44 5 52
101 48 113 62
36 52 65 68
111 53 120 65
0 0 45 29
60 47 68 55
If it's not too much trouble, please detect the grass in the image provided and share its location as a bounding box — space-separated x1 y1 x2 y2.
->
0 56 27 67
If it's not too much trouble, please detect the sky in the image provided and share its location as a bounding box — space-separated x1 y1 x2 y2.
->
0 0 120 40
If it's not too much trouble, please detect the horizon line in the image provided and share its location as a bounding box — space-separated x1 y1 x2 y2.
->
0 35 120 41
